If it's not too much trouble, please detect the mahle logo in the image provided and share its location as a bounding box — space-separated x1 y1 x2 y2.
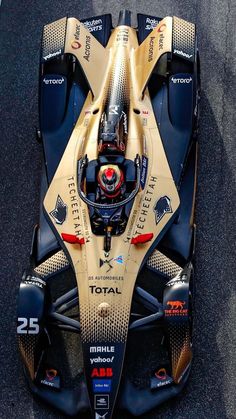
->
90 346 115 353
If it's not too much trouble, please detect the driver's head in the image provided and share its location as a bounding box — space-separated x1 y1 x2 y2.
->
98 165 124 198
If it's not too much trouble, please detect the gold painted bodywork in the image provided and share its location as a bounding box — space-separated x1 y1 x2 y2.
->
43 17 193 386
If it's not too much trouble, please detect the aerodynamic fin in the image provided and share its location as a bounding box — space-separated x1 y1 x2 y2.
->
41 17 109 99
134 16 172 97
134 16 195 97
65 17 110 98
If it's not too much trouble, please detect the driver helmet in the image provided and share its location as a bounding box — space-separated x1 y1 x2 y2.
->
97 165 124 198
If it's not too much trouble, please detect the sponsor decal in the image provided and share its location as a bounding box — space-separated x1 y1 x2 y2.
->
151 368 173 389
95 413 108 419
143 134 147 156
173 49 193 59
67 177 82 236
83 35 91 62
90 356 114 365
43 77 65 85
49 195 67 225
166 279 185 287
100 258 113 273
46 369 57 381
74 24 80 40
89 286 121 295
165 300 188 317
81 207 91 243
171 76 192 84
113 255 124 265
155 368 167 380
90 346 115 354
124 209 138 242
134 176 158 236
153 196 172 225
140 156 148 189
109 104 119 115
157 23 166 33
148 36 155 62
83 18 103 33
43 49 61 61
116 28 129 43
91 368 113 378
88 275 123 281
24 276 46 289
71 41 81 49
40 379 54 387
94 395 109 410
93 379 112 393
99 256 124 272
142 117 147 126
145 17 160 30
167 300 185 309
158 32 164 50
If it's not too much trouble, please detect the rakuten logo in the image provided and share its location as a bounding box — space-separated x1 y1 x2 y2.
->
43 49 62 61
43 77 65 85
90 356 114 364
171 77 192 84
173 49 193 59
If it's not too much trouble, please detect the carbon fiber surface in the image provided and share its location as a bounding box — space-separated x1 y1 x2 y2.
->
147 250 182 278
41 17 67 61
172 17 195 62
34 250 69 278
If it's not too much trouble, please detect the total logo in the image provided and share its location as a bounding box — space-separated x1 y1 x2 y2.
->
91 368 113 378
173 49 193 59
171 76 192 84
89 286 121 295
43 77 65 85
90 356 114 365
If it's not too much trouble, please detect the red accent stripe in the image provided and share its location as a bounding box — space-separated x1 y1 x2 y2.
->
61 233 85 245
131 233 153 244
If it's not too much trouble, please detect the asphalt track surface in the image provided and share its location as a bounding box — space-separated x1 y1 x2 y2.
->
0 1 236 418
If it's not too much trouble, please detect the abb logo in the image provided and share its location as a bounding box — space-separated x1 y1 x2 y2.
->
91 368 113 378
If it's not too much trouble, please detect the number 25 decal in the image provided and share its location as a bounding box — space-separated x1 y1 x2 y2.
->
17 318 39 335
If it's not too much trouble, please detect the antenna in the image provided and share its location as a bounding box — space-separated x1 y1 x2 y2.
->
118 10 131 26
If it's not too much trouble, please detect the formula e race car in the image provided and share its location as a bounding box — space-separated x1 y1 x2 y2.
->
17 9 200 419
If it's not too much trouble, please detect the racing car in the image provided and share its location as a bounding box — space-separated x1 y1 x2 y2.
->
17 9 200 419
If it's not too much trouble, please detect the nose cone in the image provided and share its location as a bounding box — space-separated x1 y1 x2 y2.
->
118 9 131 26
